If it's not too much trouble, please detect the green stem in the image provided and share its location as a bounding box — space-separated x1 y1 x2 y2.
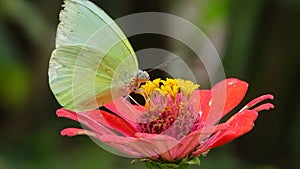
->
132 157 200 169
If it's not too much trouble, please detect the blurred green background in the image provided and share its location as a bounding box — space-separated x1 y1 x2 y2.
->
0 0 299 168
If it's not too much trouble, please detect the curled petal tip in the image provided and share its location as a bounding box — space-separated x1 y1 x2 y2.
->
56 108 70 117
256 94 274 102
60 128 79 137
264 94 274 100
55 108 78 121
241 94 275 111
60 128 92 137
56 108 64 117
253 103 275 112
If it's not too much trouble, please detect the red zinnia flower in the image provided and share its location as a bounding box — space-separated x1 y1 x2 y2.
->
56 78 274 166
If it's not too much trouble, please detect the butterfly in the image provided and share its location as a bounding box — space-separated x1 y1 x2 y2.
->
48 0 149 112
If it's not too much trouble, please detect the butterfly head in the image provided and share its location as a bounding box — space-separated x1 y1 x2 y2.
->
136 69 150 82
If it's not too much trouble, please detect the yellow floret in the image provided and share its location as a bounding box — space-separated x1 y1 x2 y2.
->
139 78 199 100
175 79 199 99
140 78 177 98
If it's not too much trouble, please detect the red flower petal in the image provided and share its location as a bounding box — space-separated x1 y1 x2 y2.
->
61 128 145 157
196 78 248 126
193 94 274 156
193 110 259 156
239 94 274 112
105 98 145 124
210 110 258 148
191 89 210 117
253 103 274 112
99 110 137 137
170 123 229 161
56 108 136 136
56 108 78 121
60 128 96 137
57 108 111 135
97 135 146 157
98 133 178 159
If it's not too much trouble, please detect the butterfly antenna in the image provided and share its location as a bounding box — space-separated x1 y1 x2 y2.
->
132 88 155 107
147 57 180 73
126 94 143 107
122 95 142 107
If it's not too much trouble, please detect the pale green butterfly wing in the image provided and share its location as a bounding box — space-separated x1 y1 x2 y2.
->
49 0 138 111
56 0 134 51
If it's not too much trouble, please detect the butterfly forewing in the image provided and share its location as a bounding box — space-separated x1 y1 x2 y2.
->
49 0 138 111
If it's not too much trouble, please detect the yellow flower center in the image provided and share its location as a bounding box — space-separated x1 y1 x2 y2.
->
139 78 199 108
